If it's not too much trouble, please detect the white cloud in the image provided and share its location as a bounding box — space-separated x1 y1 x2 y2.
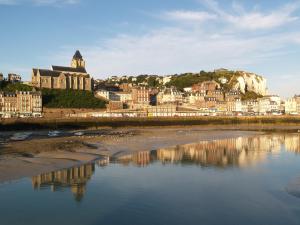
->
59 28 299 77
49 0 300 96
202 0 299 30
163 10 217 23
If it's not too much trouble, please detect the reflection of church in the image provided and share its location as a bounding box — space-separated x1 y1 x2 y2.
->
32 163 95 201
31 50 92 91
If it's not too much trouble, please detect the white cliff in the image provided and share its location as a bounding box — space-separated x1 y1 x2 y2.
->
233 71 268 96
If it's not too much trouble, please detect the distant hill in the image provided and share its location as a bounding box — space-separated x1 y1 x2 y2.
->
166 70 267 95
105 69 268 96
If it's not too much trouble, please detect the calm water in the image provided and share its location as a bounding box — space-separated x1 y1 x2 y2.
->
1 133 300 225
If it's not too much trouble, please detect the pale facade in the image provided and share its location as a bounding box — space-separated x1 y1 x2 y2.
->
157 88 183 105
31 51 92 91
285 96 300 114
258 96 281 115
0 91 42 118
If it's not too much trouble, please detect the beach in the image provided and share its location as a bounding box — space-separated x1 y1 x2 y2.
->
1 124 300 183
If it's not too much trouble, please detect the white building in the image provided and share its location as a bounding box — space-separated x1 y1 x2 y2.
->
187 92 205 105
157 88 183 105
258 95 281 115
242 100 259 114
110 92 132 103
96 90 110 100
285 96 300 114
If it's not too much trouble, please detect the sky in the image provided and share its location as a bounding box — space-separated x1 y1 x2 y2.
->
0 0 300 97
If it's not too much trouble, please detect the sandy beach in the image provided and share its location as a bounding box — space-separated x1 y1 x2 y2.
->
1 124 300 183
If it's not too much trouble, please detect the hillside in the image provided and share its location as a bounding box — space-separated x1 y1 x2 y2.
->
42 89 107 108
0 82 107 109
166 70 267 95
105 69 268 96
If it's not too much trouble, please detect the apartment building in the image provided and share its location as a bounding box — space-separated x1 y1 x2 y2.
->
0 91 42 118
131 86 150 105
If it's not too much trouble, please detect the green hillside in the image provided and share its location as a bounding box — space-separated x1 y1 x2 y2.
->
42 89 107 108
0 82 107 109
166 70 239 91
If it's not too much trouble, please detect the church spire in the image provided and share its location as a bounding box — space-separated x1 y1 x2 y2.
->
73 50 83 60
71 50 85 69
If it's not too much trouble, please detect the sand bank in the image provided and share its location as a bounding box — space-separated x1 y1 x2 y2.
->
1 125 299 183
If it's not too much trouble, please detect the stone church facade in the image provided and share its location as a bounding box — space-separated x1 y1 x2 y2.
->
31 51 92 91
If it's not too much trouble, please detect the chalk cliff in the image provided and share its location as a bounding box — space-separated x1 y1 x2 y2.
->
231 71 268 96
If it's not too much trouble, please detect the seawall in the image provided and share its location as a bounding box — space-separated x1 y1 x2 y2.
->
1 116 300 131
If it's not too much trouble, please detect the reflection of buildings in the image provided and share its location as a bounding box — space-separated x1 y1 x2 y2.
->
32 163 95 202
116 151 152 167
285 134 300 153
114 134 300 168
31 134 300 201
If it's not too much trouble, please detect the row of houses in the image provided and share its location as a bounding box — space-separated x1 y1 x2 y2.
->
96 81 290 116
0 91 42 118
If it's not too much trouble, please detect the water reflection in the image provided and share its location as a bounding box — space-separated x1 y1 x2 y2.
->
31 133 300 201
114 133 300 168
32 163 93 201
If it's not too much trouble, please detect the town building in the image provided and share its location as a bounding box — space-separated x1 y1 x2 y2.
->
106 101 124 111
31 51 92 91
188 92 205 105
285 96 300 114
0 91 42 118
225 91 241 102
8 73 22 83
242 100 259 114
206 90 224 101
95 90 110 100
147 104 177 117
226 98 242 114
131 86 150 106
109 92 132 103
119 83 133 92
157 87 183 105
258 95 281 115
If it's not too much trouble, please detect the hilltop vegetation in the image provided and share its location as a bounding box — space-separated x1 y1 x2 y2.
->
42 89 107 108
108 69 262 91
0 82 33 92
166 70 242 91
0 82 107 108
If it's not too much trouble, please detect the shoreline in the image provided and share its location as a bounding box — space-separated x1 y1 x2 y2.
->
1 116 300 131
1 125 300 184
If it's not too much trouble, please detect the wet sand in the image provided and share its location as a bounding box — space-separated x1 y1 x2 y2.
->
1 125 299 183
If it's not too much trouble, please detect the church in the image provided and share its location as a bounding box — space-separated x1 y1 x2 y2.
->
31 51 92 91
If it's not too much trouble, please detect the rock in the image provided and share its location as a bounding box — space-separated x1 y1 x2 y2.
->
233 71 268 95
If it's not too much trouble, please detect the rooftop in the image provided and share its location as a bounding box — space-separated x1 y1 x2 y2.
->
73 50 83 60
52 66 87 74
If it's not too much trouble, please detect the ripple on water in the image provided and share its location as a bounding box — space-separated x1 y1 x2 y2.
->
286 177 300 199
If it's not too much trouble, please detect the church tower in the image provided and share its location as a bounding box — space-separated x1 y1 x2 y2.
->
71 50 85 68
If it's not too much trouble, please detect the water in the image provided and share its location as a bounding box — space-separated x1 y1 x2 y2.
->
1 133 300 225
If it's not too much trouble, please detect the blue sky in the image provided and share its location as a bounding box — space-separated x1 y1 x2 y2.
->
0 0 300 97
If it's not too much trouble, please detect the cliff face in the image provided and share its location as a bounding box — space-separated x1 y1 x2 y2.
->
233 71 267 96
